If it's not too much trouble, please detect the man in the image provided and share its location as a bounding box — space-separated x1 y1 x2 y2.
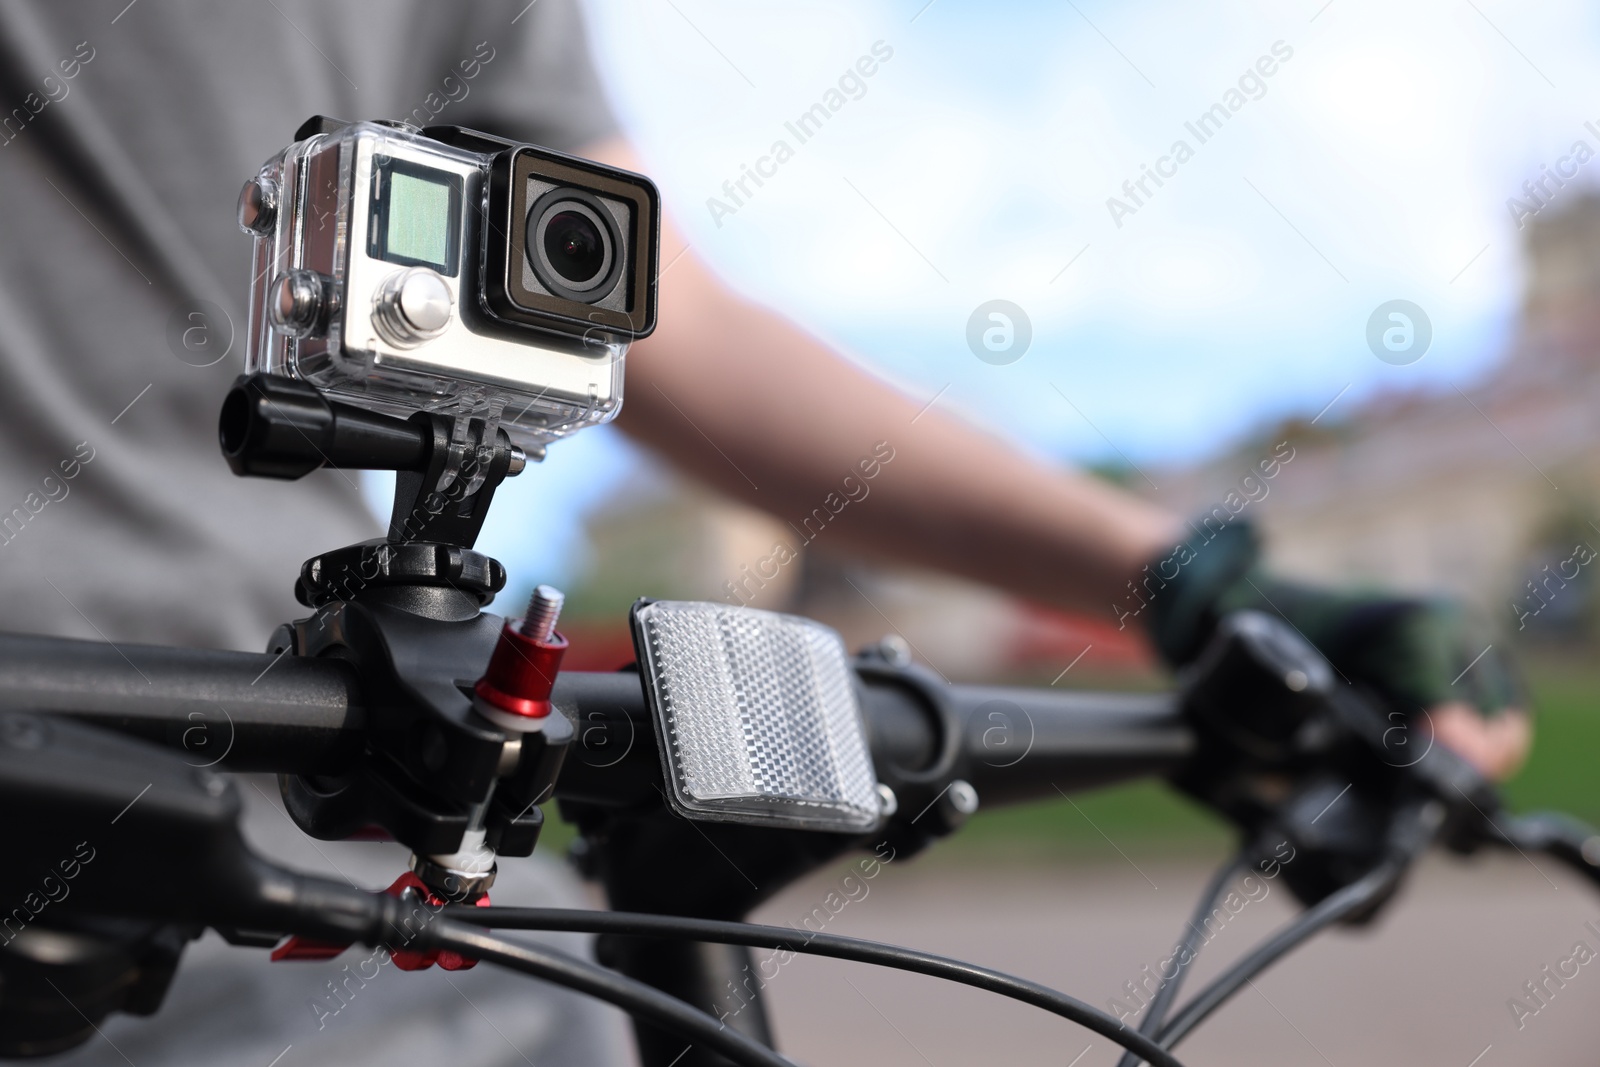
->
0 2 1527 1064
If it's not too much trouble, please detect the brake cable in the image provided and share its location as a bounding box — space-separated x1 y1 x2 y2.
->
418 921 798 1067
1114 850 1246 1067
1154 852 1408 1053
444 905 1192 1067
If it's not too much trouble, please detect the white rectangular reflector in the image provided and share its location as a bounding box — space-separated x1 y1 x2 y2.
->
632 600 883 833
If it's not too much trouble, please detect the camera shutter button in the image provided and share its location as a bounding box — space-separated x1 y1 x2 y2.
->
374 268 452 347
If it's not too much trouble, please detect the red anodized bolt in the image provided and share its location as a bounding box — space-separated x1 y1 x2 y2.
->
474 585 567 728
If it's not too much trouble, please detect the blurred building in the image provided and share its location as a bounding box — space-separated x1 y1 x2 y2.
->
1153 194 1600 639
556 478 800 670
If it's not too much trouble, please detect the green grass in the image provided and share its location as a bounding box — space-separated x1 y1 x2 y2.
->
1501 653 1600 823
935 781 1232 863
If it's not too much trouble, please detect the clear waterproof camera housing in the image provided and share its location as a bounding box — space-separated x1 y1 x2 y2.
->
239 117 659 451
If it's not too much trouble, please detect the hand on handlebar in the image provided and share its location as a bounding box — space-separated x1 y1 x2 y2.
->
1142 519 1530 781
1429 701 1531 781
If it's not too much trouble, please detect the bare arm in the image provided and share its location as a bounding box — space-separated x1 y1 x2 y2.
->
583 138 1528 780
584 138 1178 616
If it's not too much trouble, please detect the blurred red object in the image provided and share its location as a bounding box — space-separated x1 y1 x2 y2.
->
557 620 638 672
1003 602 1155 675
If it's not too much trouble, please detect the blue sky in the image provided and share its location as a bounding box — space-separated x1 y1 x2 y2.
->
406 0 1600 586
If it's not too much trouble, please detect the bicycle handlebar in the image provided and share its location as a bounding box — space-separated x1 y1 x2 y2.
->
0 632 363 773
5 617 1599 1067
0 631 1195 815
933 682 1189 806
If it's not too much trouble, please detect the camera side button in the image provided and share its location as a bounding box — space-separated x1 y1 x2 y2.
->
268 269 329 339
237 176 277 236
373 267 453 348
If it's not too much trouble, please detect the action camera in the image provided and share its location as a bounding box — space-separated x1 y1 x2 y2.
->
238 117 659 450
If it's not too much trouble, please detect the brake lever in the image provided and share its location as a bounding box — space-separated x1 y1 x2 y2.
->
1183 611 1503 822
0 711 397 937
1175 611 1509 911
1312 636 1600 893
0 711 421 1053
1485 811 1600 890
1319 682 1505 837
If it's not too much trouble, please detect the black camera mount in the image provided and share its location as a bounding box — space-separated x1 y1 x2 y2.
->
217 373 571 899
220 371 524 590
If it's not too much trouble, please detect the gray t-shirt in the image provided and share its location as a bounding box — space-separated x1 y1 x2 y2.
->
0 0 618 651
0 5 634 1065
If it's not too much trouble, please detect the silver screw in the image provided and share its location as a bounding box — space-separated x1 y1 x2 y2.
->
876 783 899 819
1583 835 1600 868
947 779 979 817
873 633 912 668
521 584 564 641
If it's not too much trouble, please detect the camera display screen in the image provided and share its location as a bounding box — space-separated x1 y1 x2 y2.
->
388 174 451 266
370 157 462 276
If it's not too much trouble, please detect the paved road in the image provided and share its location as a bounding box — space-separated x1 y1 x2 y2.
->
743 848 1599 1067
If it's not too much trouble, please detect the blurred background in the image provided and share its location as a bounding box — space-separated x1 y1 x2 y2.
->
376 1 1600 1061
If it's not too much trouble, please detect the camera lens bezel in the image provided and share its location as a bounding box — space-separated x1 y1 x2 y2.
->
525 187 624 304
485 144 658 340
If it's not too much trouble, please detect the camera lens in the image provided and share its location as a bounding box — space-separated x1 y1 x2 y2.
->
543 210 606 285
525 189 623 304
